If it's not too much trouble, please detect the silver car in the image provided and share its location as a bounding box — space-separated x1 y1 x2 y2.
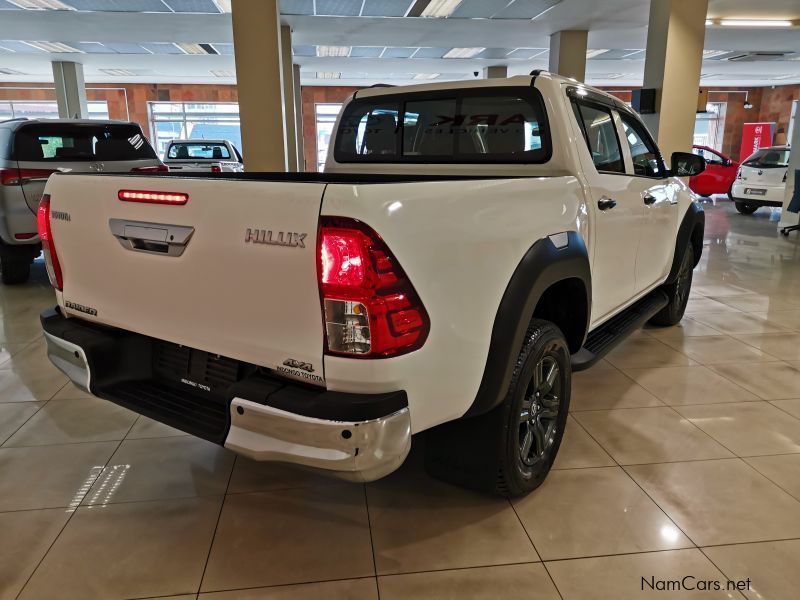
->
0 118 166 284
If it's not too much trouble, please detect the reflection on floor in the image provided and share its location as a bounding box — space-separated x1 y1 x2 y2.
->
1 199 799 600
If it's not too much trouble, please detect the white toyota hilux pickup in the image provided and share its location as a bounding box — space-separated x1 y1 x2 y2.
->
39 73 705 497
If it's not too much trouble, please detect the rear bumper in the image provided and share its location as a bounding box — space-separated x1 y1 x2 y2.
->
41 307 411 482
730 182 785 206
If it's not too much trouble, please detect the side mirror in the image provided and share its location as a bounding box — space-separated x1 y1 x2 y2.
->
671 151 706 177
723 158 733 167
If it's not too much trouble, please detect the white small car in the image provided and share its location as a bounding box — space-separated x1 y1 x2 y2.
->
730 145 790 215
162 139 243 173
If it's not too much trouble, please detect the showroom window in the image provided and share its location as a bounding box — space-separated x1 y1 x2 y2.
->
0 100 109 120
334 89 550 163
315 103 342 171
693 102 726 151
148 102 242 158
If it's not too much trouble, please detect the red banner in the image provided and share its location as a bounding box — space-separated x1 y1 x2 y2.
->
739 122 774 162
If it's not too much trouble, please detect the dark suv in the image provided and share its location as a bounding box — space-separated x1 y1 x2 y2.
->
0 119 166 284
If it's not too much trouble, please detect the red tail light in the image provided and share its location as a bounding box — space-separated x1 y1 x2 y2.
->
131 164 169 173
1 168 56 186
37 194 63 290
211 165 222 173
118 189 188 205
317 217 429 358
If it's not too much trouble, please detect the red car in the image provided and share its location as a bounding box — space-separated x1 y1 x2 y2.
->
689 145 739 197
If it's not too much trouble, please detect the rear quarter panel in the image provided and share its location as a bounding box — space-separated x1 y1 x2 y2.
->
321 176 587 432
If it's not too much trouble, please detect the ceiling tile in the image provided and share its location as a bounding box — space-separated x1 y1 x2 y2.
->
0 40 43 52
493 0 561 19
163 0 221 12
212 43 234 55
450 0 509 18
315 0 361 16
0 0 23 9
104 42 153 54
139 42 186 54
350 46 384 58
383 46 417 58
292 44 317 56
361 0 413 17
280 0 313 15
69 41 110 53
61 0 170 11
412 47 450 59
476 47 513 59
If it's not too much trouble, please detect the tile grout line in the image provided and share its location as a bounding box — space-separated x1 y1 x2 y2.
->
568 416 702 551
362 483 381 600
195 453 238 596
14 407 141 600
507 497 565 600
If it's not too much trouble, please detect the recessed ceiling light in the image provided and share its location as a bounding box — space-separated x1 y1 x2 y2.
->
414 73 440 79
175 43 209 55
719 19 793 27
316 72 341 79
316 46 351 57
420 0 463 18
8 0 72 9
443 47 484 58
585 49 609 59
24 41 82 53
99 68 137 76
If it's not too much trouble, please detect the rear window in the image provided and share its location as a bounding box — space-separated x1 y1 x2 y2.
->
13 123 157 162
167 142 231 160
743 148 790 168
334 87 550 164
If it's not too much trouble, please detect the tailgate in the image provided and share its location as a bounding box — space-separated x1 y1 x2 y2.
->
45 174 326 384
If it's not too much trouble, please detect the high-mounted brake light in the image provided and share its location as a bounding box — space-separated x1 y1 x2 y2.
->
131 164 170 173
118 189 188 205
37 194 63 290
317 217 429 358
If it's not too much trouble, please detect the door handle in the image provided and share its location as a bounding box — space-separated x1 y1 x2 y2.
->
598 197 617 211
109 219 194 257
643 194 657 205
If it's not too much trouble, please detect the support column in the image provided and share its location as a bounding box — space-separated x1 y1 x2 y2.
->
778 108 800 229
51 61 87 119
640 0 708 160
280 25 298 172
231 0 287 171
548 30 587 82
483 65 507 79
293 64 305 171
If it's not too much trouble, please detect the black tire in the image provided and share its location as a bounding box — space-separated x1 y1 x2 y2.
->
735 201 759 215
424 319 571 498
649 243 694 326
0 247 32 285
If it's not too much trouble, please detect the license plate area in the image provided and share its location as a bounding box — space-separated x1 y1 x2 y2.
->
153 340 242 397
745 188 767 196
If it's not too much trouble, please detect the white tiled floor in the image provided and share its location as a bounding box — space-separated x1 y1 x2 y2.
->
1 199 800 599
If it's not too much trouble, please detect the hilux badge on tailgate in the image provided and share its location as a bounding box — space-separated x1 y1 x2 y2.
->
245 228 307 248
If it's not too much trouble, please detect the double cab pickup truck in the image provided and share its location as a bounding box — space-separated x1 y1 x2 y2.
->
39 73 705 497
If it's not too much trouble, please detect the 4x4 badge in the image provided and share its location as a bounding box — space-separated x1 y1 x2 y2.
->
282 358 314 373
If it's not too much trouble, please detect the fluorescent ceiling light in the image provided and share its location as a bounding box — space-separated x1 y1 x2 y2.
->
705 19 713 26
605 73 628 79
99 69 137 76
621 49 645 58
414 73 440 79
719 19 793 27
316 72 341 79
443 47 484 58
213 0 231 12
316 46 351 57
25 41 82 53
210 69 235 77
8 0 72 8
585 49 609 59
421 0 463 18
702 49 730 59
175 43 211 55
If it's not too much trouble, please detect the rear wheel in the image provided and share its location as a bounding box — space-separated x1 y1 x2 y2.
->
735 201 759 215
0 246 33 285
424 319 570 497
650 243 694 326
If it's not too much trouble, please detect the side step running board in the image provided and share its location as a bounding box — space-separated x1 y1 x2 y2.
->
571 289 669 371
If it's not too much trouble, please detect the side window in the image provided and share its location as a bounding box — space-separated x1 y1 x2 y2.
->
572 102 624 174
619 113 664 177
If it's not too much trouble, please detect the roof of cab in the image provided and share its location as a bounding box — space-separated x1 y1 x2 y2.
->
0 118 138 130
